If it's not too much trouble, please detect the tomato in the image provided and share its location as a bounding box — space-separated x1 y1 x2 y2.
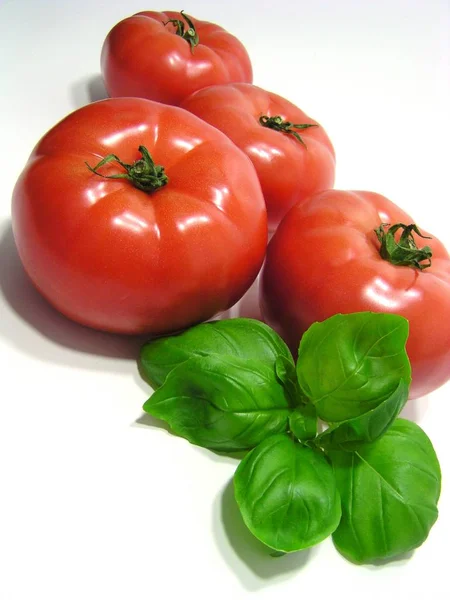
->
101 10 253 106
180 83 335 230
12 98 267 335
261 189 450 399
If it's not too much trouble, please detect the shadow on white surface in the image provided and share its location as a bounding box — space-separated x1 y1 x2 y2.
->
133 412 172 433
232 272 262 321
70 73 109 109
400 394 429 423
213 478 313 590
0 221 148 370
132 412 247 462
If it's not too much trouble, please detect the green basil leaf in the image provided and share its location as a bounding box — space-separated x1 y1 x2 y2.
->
275 355 305 406
296 312 411 422
289 403 317 441
234 434 341 553
140 317 294 388
143 355 294 451
316 378 409 451
330 419 441 564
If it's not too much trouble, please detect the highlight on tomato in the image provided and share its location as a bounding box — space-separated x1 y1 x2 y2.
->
181 83 336 230
260 189 450 399
12 97 267 335
101 10 253 106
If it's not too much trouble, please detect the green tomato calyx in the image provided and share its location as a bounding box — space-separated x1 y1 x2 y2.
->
86 146 168 193
374 223 432 270
163 10 199 53
259 114 318 147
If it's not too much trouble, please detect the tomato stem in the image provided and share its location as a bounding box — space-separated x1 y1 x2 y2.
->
259 115 318 147
85 146 168 193
163 10 199 53
374 223 432 270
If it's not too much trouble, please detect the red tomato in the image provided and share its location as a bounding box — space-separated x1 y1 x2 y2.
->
12 98 267 335
101 11 253 106
261 189 450 399
181 83 335 230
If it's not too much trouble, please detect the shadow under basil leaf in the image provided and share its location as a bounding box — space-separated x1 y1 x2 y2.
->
137 357 155 388
133 412 247 460
216 478 312 585
133 412 173 433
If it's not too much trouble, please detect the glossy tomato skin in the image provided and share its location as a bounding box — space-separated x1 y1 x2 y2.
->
101 11 253 106
180 83 336 230
261 190 450 399
12 98 267 335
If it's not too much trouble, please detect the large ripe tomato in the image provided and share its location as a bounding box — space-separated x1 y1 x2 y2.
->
181 83 335 230
101 11 253 106
12 98 267 335
261 189 450 399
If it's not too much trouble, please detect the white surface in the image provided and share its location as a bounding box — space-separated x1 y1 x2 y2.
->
1 1 449 598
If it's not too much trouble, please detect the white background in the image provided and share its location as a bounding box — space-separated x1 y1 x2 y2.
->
1 0 449 598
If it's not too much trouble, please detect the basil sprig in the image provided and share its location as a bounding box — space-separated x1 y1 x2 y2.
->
139 312 441 564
